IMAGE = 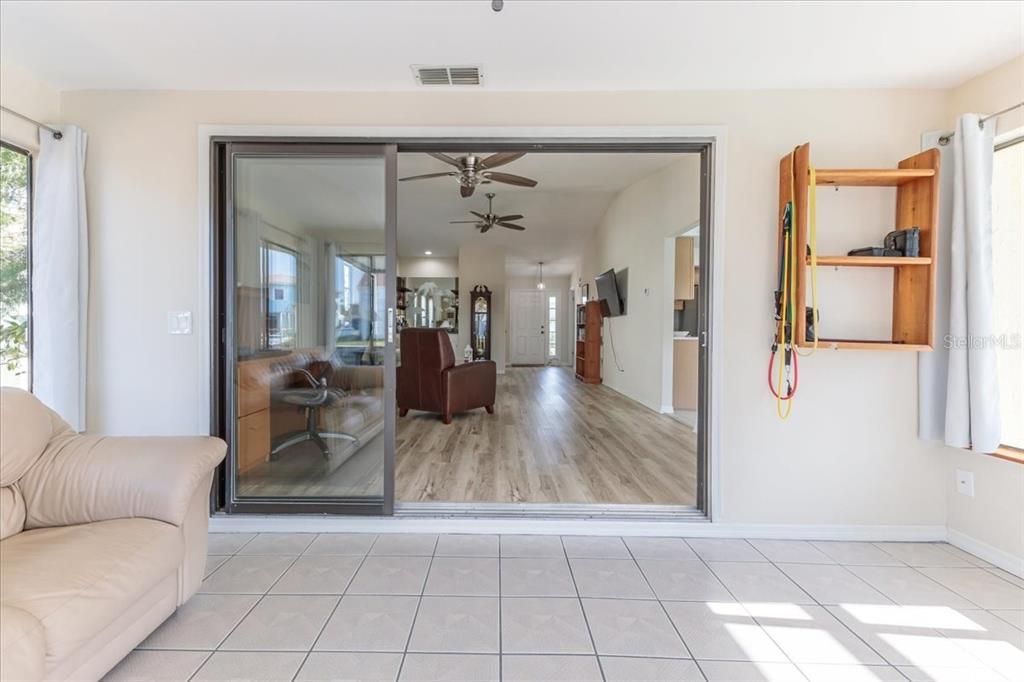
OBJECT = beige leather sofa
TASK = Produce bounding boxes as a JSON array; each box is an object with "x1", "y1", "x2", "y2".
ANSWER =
[{"x1": 0, "y1": 388, "x2": 226, "y2": 681}]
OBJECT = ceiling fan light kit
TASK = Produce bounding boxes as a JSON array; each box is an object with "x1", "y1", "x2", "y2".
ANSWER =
[
  {"x1": 400, "y1": 151, "x2": 538, "y2": 198},
  {"x1": 449, "y1": 192, "x2": 527, "y2": 234}
]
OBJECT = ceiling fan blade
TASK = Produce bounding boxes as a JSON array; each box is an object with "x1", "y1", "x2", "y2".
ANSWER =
[
  {"x1": 469, "y1": 210, "x2": 488, "y2": 220},
  {"x1": 482, "y1": 172, "x2": 538, "y2": 188},
  {"x1": 460, "y1": 184, "x2": 475, "y2": 198},
  {"x1": 497, "y1": 214, "x2": 524, "y2": 222},
  {"x1": 478, "y1": 151, "x2": 526, "y2": 170},
  {"x1": 479, "y1": 224, "x2": 491, "y2": 233},
  {"x1": 398, "y1": 171, "x2": 456, "y2": 182},
  {"x1": 497, "y1": 222, "x2": 526, "y2": 231},
  {"x1": 428, "y1": 152, "x2": 463, "y2": 168}
]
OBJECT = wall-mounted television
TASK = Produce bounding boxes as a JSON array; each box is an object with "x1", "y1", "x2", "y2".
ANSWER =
[{"x1": 595, "y1": 268, "x2": 627, "y2": 317}]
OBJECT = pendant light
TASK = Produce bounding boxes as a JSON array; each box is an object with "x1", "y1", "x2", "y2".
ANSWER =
[{"x1": 536, "y1": 261, "x2": 546, "y2": 290}]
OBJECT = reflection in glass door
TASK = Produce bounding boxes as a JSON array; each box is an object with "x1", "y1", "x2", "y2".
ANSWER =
[{"x1": 224, "y1": 143, "x2": 396, "y2": 513}]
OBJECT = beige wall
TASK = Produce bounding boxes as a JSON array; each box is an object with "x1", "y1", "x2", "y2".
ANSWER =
[
  {"x1": 943, "y1": 55, "x2": 1024, "y2": 565},
  {"x1": 53, "y1": 85, "x2": 962, "y2": 528}
]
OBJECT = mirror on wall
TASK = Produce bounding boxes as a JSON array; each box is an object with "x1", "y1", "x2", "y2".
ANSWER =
[{"x1": 399, "y1": 277, "x2": 458, "y2": 332}]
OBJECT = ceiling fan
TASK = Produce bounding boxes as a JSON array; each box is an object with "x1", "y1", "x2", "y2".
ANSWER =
[
  {"x1": 450, "y1": 193, "x2": 526, "y2": 233},
  {"x1": 400, "y1": 151, "x2": 538, "y2": 198}
]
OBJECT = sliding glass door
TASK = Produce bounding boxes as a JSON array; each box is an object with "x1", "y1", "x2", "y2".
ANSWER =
[{"x1": 221, "y1": 143, "x2": 396, "y2": 513}]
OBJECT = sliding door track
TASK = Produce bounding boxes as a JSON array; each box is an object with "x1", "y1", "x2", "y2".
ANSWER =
[{"x1": 395, "y1": 502, "x2": 706, "y2": 521}]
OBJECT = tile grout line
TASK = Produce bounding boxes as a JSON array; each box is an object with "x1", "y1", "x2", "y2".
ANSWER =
[
  {"x1": 683, "y1": 537, "x2": 812, "y2": 682},
  {"x1": 194, "y1": 534, "x2": 315, "y2": 680},
  {"x1": 394, "y1": 535, "x2": 438, "y2": 681},
  {"x1": 561, "y1": 536, "x2": 607, "y2": 682},
  {"x1": 290, "y1": 534, "x2": 381, "y2": 682},
  {"x1": 626, "y1": 540, "x2": 700, "y2": 671},
  {"x1": 758, "y1": 548, "x2": 914, "y2": 678}
]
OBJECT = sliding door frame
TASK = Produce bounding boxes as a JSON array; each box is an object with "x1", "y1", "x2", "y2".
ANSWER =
[
  {"x1": 211, "y1": 140, "x2": 397, "y2": 515},
  {"x1": 204, "y1": 127, "x2": 724, "y2": 521}
]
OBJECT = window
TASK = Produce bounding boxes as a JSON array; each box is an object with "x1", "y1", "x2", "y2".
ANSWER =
[
  {"x1": 335, "y1": 254, "x2": 385, "y2": 349},
  {"x1": 547, "y1": 295, "x2": 558, "y2": 359},
  {"x1": 992, "y1": 134, "x2": 1023, "y2": 455},
  {"x1": 260, "y1": 241, "x2": 298, "y2": 349},
  {"x1": 0, "y1": 143, "x2": 31, "y2": 389}
]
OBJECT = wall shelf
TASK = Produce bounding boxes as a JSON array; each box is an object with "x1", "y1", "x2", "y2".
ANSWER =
[
  {"x1": 574, "y1": 301, "x2": 602, "y2": 384},
  {"x1": 811, "y1": 256, "x2": 932, "y2": 267},
  {"x1": 779, "y1": 143, "x2": 940, "y2": 350},
  {"x1": 814, "y1": 168, "x2": 935, "y2": 186}
]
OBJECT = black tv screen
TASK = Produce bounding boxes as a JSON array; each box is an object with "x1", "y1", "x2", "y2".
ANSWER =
[{"x1": 595, "y1": 268, "x2": 623, "y2": 317}]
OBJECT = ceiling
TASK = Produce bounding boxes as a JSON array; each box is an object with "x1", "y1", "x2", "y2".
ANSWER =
[
  {"x1": 1, "y1": 1, "x2": 1020, "y2": 92},
  {"x1": 236, "y1": 152, "x2": 688, "y2": 274}
]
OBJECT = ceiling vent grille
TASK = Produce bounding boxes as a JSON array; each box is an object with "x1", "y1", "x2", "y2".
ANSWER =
[{"x1": 412, "y1": 65, "x2": 483, "y2": 86}]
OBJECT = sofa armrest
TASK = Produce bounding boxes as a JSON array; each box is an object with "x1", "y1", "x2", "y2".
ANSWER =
[
  {"x1": 18, "y1": 434, "x2": 226, "y2": 530},
  {"x1": 443, "y1": 361, "x2": 497, "y2": 413}
]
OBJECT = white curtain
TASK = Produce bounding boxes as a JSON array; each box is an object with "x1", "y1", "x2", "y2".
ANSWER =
[
  {"x1": 919, "y1": 114, "x2": 1001, "y2": 453},
  {"x1": 31, "y1": 125, "x2": 88, "y2": 431}
]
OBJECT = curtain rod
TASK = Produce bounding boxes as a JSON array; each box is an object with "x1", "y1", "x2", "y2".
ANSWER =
[
  {"x1": 938, "y1": 101, "x2": 1024, "y2": 146},
  {"x1": 0, "y1": 105, "x2": 63, "y2": 140}
]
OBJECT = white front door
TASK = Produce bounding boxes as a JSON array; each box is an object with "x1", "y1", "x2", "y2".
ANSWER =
[{"x1": 510, "y1": 289, "x2": 547, "y2": 365}]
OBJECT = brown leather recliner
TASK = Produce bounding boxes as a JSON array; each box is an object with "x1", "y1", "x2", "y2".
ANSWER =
[{"x1": 398, "y1": 328, "x2": 496, "y2": 424}]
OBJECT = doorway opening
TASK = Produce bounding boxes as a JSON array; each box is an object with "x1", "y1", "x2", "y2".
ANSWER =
[{"x1": 211, "y1": 136, "x2": 715, "y2": 518}]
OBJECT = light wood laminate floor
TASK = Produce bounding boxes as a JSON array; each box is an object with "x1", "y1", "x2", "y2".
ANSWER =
[{"x1": 396, "y1": 366, "x2": 698, "y2": 504}]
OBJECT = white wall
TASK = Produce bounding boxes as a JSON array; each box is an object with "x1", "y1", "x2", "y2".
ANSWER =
[
  {"x1": 457, "y1": 243, "x2": 506, "y2": 373},
  {"x1": 942, "y1": 56, "x2": 1024, "y2": 568},
  {"x1": 397, "y1": 256, "x2": 458, "y2": 278},
  {"x1": 0, "y1": 60, "x2": 61, "y2": 152},
  {"x1": 59, "y1": 85, "x2": 962, "y2": 527},
  {"x1": 584, "y1": 157, "x2": 701, "y2": 412}
]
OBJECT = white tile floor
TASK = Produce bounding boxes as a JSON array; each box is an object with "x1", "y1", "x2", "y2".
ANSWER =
[{"x1": 103, "y1": 534, "x2": 1024, "y2": 682}]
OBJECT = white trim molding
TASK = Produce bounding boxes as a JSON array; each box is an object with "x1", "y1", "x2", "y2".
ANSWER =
[
  {"x1": 197, "y1": 124, "x2": 729, "y2": 521},
  {"x1": 210, "y1": 514, "x2": 945, "y2": 543},
  {"x1": 947, "y1": 528, "x2": 1024, "y2": 578}
]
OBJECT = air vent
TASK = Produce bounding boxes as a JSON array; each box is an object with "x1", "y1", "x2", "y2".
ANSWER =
[{"x1": 412, "y1": 65, "x2": 483, "y2": 86}]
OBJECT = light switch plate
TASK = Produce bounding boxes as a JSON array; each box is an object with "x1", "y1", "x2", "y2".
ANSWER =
[
  {"x1": 167, "y1": 311, "x2": 192, "y2": 335},
  {"x1": 955, "y1": 469, "x2": 975, "y2": 497}
]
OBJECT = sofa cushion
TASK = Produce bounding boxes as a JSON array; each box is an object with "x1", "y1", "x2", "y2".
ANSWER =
[
  {"x1": 0, "y1": 388, "x2": 70, "y2": 488},
  {"x1": 0, "y1": 486, "x2": 26, "y2": 541},
  {"x1": 0, "y1": 518, "x2": 182, "y2": 668},
  {"x1": 0, "y1": 604, "x2": 45, "y2": 682}
]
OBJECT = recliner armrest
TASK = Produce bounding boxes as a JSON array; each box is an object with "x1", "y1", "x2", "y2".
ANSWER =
[
  {"x1": 18, "y1": 434, "x2": 226, "y2": 530},
  {"x1": 443, "y1": 361, "x2": 497, "y2": 413}
]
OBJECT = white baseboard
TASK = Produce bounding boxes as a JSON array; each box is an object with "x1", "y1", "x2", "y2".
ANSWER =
[
  {"x1": 660, "y1": 404, "x2": 675, "y2": 414},
  {"x1": 947, "y1": 528, "x2": 1024, "y2": 578},
  {"x1": 209, "y1": 514, "x2": 946, "y2": 542}
]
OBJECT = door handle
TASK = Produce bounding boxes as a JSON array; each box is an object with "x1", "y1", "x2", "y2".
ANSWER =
[{"x1": 387, "y1": 307, "x2": 395, "y2": 344}]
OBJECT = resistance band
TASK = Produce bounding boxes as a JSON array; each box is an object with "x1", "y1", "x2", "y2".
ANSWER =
[{"x1": 768, "y1": 149, "x2": 820, "y2": 418}]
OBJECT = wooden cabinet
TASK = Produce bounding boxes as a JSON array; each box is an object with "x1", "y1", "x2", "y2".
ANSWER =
[
  {"x1": 674, "y1": 237, "x2": 695, "y2": 301},
  {"x1": 237, "y1": 409, "x2": 270, "y2": 474},
  {"x1": 672, "y1": 339, "x2": 699, "y2": 410},
  {"x1": 236, "y1": 358, "x2": 272, "y2": 474}
]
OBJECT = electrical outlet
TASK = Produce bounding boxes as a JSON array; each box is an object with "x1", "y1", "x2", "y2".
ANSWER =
[{"x1": 955, "y1": 469, "x2": 975, "y2": 497}]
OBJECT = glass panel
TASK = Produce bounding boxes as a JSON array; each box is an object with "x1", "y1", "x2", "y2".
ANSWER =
[
  {"x1": 992, "y1": 140, "x2": 1023, "y2": 449},
  {"x1": 548, "y1": 295, "x2": 557, "y2": 359},
  {"x1": 233, "y1": 153, "x2": 387, "y2": 501},
  {"x1": 0, "y1": 145, "x2": 31, "y2": 390}
]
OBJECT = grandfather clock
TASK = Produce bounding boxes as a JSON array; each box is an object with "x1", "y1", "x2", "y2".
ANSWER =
[{"x1": 470, "y1": 285, "x2": 492, "y2": 360}]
